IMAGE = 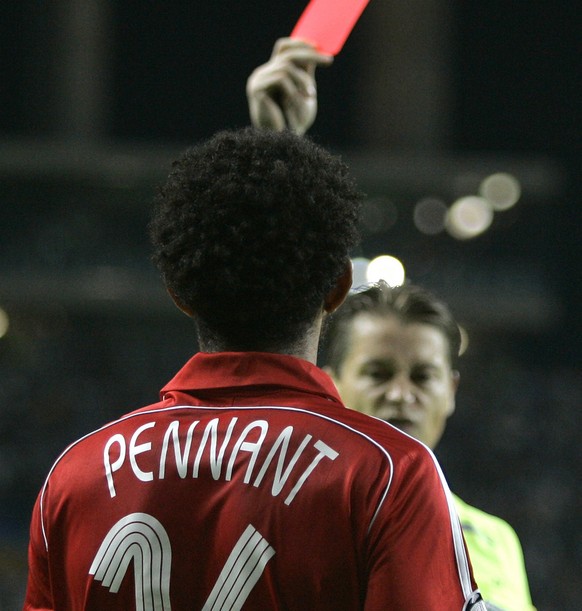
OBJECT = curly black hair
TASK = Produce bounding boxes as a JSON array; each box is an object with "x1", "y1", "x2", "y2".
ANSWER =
[
  {"x1": 150, "y1": 127, "x2": 362, "y2": 351},
  {"x1": 324, "y1": 281, "x2": 462, "y2": 371}
]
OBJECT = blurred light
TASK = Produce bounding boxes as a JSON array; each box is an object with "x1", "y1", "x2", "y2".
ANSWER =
[
  {"x1": 351, "y1": 257, "x2": 371, "y2": 291},
  {"x1": 446, "y1": 196, "x2": 493, "y2": 240},
  {"x1": 479, "y1": 172, "x2": 521, "y2": 211},
  {"x1": 0, "y1": 307, "x2": 9, "y2": 339},
  {"x1": 458, "y1": 325, "x2": 469, "y2": 357},
  {"x1": 366, "y1": 255, "x2": 406, "y2": 287},
  {"x1": 413, "y1": 197, "x2": 448, "y2": 235},
  {"x1": 360, "y1": 197, "x2": 398, "y2": 234}
]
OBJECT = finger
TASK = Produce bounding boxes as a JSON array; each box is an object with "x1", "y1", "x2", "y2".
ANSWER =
[
  {"x1": 273, "y1": 62, "x2": 318, "y2": 97},
  {"x1": 247, "y1": 65, "x2": 305, "y2": 100},
  {"x1": 277, "y1": 47, "x2": 333, "y2": 68},
  {"x1": 249, "y1": 92, "x2": 287, "y2": 131},
  {"x1": 272, "y1": 37, "x2": 313, "y2": 56},
  {"x1": 285, "y1": 95, "x2": 318, "y2": 135},
  {"x1": 248, "y1": 59, "x2": 317, "y2": 100},
  {"x1": 272, "y1": 37, "x2": 333, "y2": 68}
]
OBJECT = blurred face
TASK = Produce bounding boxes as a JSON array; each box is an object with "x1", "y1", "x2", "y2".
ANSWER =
[{"x1": 328, "y1": 314, "x2": 459, "y2": 449}]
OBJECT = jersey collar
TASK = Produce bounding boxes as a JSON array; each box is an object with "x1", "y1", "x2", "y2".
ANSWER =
[{"x1": 161, "y1": 351, "x2": 344, "y2": 406}]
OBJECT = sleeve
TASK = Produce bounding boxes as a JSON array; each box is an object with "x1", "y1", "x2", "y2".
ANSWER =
[
  {"x1": 455, "y1": 495, "x2": 536, "y2": 611},
  {"x1": 490, "y1": 519, "x2": 536, "y2": 611},
  {"x1": 23, "y1": 490, "x2": 54, "y2": 611},
  {"x1": 363, "y1": 448, "x2": 484, "y2": 610}
]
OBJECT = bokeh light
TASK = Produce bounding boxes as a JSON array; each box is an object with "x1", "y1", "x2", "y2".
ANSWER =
[
  {"x1": 366, "y1": 255, "x2": 406, "y2": 286},
  {"x1": 413, "y1": 197, "x2": 448, "y2": 235},
  {"x1": 479, "y1": 172, "x2": 522, "y2": 211},
  {"x1": 351, "y1": 257, "x2": 371, "y2": 291},
  {"x1": 360, "y1": 197, "x2": 398, "y2": 234},
  {"x1": 446, "y1": 196, "x2": 494, "y2": 240}
]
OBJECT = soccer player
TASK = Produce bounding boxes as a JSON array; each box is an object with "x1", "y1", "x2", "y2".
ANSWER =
[
  {"x1": 24, "y1": 127, "x2": 484, "y2": 609},
  {"x1": 246, "y1": 40, "x2": 536, "y2": 611}
]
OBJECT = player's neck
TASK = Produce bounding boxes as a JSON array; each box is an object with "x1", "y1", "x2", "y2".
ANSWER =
[{"x1": 197, "y1": 321, "x2": 322, "y2": 364}]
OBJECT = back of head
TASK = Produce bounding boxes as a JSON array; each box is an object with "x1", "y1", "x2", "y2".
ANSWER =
[
  {"x1": 150, "y1": 127, "x2": 362, "y2": 352},
  {"x1": 325, "y1": 281, "x2": 461, "y2": 371}
]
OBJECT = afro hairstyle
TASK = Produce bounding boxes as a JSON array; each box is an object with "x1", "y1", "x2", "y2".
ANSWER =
[{"x1": 150, "y1": 127, "x2": 362, "y2": 351}]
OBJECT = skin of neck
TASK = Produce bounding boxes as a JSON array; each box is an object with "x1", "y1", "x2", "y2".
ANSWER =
[{"x1": 195, "y1": 310, "x2": 325, "y2": 364}]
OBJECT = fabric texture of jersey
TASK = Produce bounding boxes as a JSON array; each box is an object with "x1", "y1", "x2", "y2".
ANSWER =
[
  {"x1": 453, "y1": 493, "x2": 535, "y2": 611},
  {"x1": 25, "y1": 352, "x2": 483, "y2": 610}
]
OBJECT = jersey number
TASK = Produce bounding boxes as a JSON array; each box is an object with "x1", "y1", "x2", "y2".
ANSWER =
[{"x1": 89, "y1": 513, "x2": 275, "y2": 610}]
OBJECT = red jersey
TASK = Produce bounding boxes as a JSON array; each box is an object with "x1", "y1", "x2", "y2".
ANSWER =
[{"x1": 25, "y1": 352, "x2": 484, "y2": 610}]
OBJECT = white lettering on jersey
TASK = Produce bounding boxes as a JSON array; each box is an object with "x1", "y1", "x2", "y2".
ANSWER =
[
  {"x1": 196, "y1": 417, "x2": 238, "y2": 480},
  {"x1": 252, "y1": 426, "x2": 312, "y2": 496},
  {"x1": 130, "y1": 422, "x2": 156, "y2": 482},
  {"x1": 104, "y1": 434, "x2": 126, "y2": 498},
  {"x1": 283, "y1": 439, "x2": 339, "y2": 505},
  {"x1": 102, "y1": 417, "x2": 339, "y2": 505},
  {"x1": 159, "y1": 420, "x2": 199, "y2": 479},
  {"x1": 226, "y1": 420, "x2": 268, "y2": 483},
  {"x1": 89, "y1": 512, "x2": 172, "y2": 610}
]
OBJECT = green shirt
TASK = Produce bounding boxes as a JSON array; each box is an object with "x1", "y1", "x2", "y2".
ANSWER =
[{"x1": 453, "y1": 493, "x2": 535, "y2": 611}]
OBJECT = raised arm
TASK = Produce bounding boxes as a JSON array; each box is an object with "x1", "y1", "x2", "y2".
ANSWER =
[{"x1": 246, "y1": 37, "x2": 332, "y2": 134}]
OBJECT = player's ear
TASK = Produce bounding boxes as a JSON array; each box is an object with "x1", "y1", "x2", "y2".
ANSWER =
[
  {"x1": 447, "y1": 370, "x2": 460, "y2": 416},
  {"x1": 324, "y1": 259, "x2": 352, "y2": 314},
  {"x1": 167, "y1": 287, "x2": 195, "y2": 318}
]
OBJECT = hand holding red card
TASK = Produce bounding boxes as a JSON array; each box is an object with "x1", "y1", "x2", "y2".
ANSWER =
[{"x1": 291, "y1": 0, "x2": 371, "y2": 56}]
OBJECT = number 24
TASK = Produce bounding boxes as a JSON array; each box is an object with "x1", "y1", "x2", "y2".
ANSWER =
[{"x1": 89, "y1": 513, "x2": 275, "y2": 611}]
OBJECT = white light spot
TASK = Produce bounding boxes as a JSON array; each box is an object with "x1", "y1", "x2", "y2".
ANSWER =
[
  {"x1": 366, "y1": 255, "x2": 406, "y2": 287},
  {"x1": 479, "y1": 172, "x2": 521, "y2": 211},
  {"x1": 446, "y1": 196, "x2": 493, "y2": 240},
  {"x1": 351, "y1": 257, "x2": 371, "y2": 291}
]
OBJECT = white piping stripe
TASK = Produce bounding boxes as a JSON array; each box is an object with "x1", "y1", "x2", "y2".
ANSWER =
[{"x1": 440, "y1": 465, "x2": 474, "y2": 598}]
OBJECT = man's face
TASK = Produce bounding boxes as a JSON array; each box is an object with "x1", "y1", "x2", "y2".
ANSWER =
[{"x1": 328, "y1": 313, "x2": 459, "y2": 449}]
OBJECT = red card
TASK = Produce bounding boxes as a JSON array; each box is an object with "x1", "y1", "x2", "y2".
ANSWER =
[{"x1": 291, "y1": 0, "x2": 371, "y2": 56}]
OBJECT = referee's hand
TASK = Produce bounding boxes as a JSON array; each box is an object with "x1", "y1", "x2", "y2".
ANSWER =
[{"x1": 246, "y1": 37, "x2": 332, "y2": 134}]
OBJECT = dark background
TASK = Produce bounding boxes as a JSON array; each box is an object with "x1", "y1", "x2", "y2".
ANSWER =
[{"x1": 1, "y1": 1, "x2": 580, "y2": 608}]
